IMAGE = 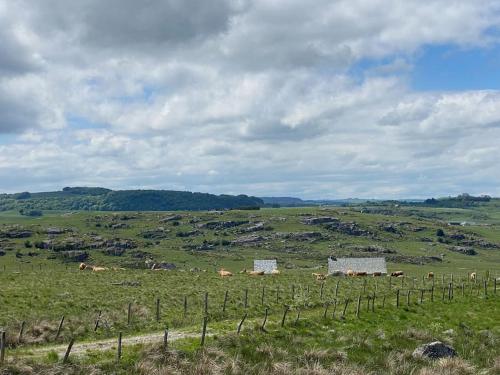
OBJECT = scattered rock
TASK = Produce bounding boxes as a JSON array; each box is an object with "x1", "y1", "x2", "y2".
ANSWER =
[
  {"x1": 197, "y1": 220, "x2": 249, "y2": 230},
  {"x1": 302, "y1": 217, "x2": 339, "y2": 225},
  {"x1": 176, "y1": 230, "x2": 201, "y2": 238},
  {"x1": 412, "y1": 341, "x2": 456, "y2": 359},
  {"x1": 102, "y1": 247, "x2": 126, "y2": 256},
  {"x1": 274, "y1": 232, "x2": 323, "y2": 241},
  {"x1": 160, "y1": 215, "x2": 182, "y2": 222},
  {"x1": 46, "y1": 227, "x2": 66, "y2": 235},
  {"x1": 231, "y1": 234, "x2": 265, "y2": 246},
  {"x1": 0, "y1": 228, "x2": 32, "y2": 238},
  {"x1": 151, "y1": 262, "x2": 176, "y2": 270},
  {"x1": 449, "y1": 246, "x2": 477, "y2": 256},
  {"x1": 58, "y1": 250, "x2": 89, "y2": 262},
  {"x1": 324, "y1": 221, "x2": 371, "y2": 236}
]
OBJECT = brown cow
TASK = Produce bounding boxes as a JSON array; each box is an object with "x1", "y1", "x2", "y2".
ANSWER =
[
  {"x1": 391, "y1": 271, "x2": 404, "y2": 277},
  {"x1": 248, "y1": 270, "x2": 265, "y2": 276},
  {"x1": 218, "y1": 268, "x2": 233, "y2": 277},
  {"x1": 373, "y1": 272, "x2": 382, "y2": 277},
  {"x1": 92, "y1": 266, "x2": 108, "y2": 272},
  {"x1": 312, "y1": 272, "x2": 327, "y2": 281},
  {"x1": 427, "y1": 272, "x2": 434, "y2": 279},
  {"x1": 346, "y1": 270, "x2": 355, "y2": 277},
  {"x1": 79, "y1": 262, "x2": 87, "y2": 270},
  {"x1": 354, "y1": 272, "x2": 367, "y2": 277}
]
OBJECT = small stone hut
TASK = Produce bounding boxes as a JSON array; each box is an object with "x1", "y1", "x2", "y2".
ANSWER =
[{"x1": 254, "y1": 259, "x2": 278, "y2": 274}]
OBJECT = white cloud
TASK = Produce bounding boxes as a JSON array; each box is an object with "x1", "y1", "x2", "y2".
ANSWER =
[{"x1": 0, "y1": 0, "x2": 499, "y2": 197}]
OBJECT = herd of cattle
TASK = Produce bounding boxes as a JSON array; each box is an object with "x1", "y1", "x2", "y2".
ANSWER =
[{"x1": 78, "y1": 263, "x2": 481, "y2": 283}]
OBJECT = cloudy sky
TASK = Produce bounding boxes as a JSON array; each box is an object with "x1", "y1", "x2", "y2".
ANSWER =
[{"x1": 1, "y1": 0, "x2": 500, "y2": 199}]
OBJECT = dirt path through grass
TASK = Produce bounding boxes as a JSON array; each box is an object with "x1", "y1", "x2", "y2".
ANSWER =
[{"x1": 18, "y1": 329, "x2": 203, "y2": 359}]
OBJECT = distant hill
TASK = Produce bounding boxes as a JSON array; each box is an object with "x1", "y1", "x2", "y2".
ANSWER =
[
  {"x1": 260, "y1": 196, "x2": 378, "y2": 207},
  {"x1": 0, "y1": 187, "x2": 264, "y2": 212}
]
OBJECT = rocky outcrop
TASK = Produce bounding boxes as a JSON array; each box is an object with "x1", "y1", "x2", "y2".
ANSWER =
[
  {"x1": 160, "y1": 215, "x2": 182, "y2": 222},
  {"x1": 231, "y1": 234, "x2": 266, "y2": 246},
  {"x1": 412, "y1": 341, "x2": 456, "y2": 359},
  {"x1": 197, "y1": 220, "x2": 249, "y2": 230},
  {"x1": 274, "y1": 232, "x2": 323, "y2": 241},
  {"x1": 302, "y1": 217, "x2": 339, "y2": 225},
  {"x1": 324, "y1": 221, "x2": 371, "y2": 236},
  {"x1": 0, "y1": 228, "x2": 32, "y2": 238},
  {"x1": 449, "y1": 246, "x2": 477, "y2": 256}
]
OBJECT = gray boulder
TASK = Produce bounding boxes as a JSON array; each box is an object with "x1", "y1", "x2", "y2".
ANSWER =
[{"x1": 412, "y1": 341, "x2": 456, "y2": 359}]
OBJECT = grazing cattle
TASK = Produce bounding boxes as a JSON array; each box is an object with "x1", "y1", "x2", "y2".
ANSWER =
[
  {"x1": 346, "y1": 270, "x2": 355, "y2": 277},
  {"x1": 373, "y1": 272, "x2": 382, "y2": 277},
  {"x1": 427, "y1": 272, "x2": 434, "y2": 279},
  {"x1": 80, "y1": 263, "x2": 108, "y2": 271},
  {"x1": 312, "y1": 272, "x2": 327, "y2": 281},
  {"x1": 354, "y1": 272, "x2": 367, "y2": 277},
  {"x1": 470, "y1": 272, "x2": 476, "y2": 281},
  {"x1": 248, "y1": 270, "x2": 265, "y2": 276},
  {"x1": 271, "y1": 269, "x2": 281, "y2": 275},
  {"x1": 391, "y1": 271, "x2": 404, "y2": 277},
  {"x1": 218, "y1": 268, "x2": 233, "y2": 277}
]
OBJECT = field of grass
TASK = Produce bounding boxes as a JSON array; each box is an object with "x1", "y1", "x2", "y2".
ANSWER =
[{"x1": 1, "y1": 204, "x2": 499, "y2": 373}]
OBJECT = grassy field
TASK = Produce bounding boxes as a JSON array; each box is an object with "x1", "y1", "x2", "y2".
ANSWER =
[{"x1": 0, "y1": 204, "x2": 499, "y2": 373}]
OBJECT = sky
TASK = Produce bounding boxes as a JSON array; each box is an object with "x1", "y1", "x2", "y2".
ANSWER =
[{"x1": 1, "y1": 0, "x2": 500, "y2": 199}]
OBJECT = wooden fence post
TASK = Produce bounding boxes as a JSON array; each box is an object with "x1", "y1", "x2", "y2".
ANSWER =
[
  {"x1": 406, "y1": 290, "x2": 411, "y2": 306},
  {"x1": 156, "y1": 298, "x2": 160, "y2": 322},
  {"x1": 420, "y1": 289, "x2": 424, "y2": 304},
  {"x1": 332, "y1": 299, "x2": 338, "y2": 318},
  {"x1": 371, "y1": 293, "x2": 375, "y2": 312},
  {"x1": 163, "y1": 328, "x2": 169, "y2": 350},
  {"x1": 56, "y1": 316, "x2": 65, "y2": 340},
  {"x1": 323, "y1": 302, "x2": 329, "y2": 319},
  {"x1": 0, "y1": 331, "x2": 5, "y2": 364},
  {"x1": 63, "y1": 338, "x2": 75, "y2": 364},
  {"x1": 244, "y1": 289, "x2": 248, "y2": 309},
  {"x1": 94, "y1": 310, "x2": 102, "y2": 332},
  {"x1": 484, "y1": 280, "x2": 488, "y2": 296},
  {"x1": 276, "y1": 287, "x2": 280, "y2": 303},
  {"x1": 18, "y1": 321, "x2": 25, "y2": 344},
  {"x1": 204, "y1": 292, "x2": 209, "y2": 316},
  {"x1": 200, "y1": 316, "x2": 208, "y2": 347},
  {"x1": 335, "y1": 281, "x2": 340, "y2": 298},
  {"x1": 223, "y1": 290, "x2": 229, "y2": 313},
  {"x1": 431, "y1": 286, "x2": 434, "y2": 302},
  {"x1": 237, "y1": 312, "x2": 248, "y2": 334},
  {"x1": 341, "y1": 298, "x2": 350, "y2": 318},
  {"x1": 448, "y1": 283, "x2": 452, "y2": 300},
  {"x1": 295, "y1": 309, "x2": 301, "y2": 325},
  {"x1": 184, "y1": 296, "x2": 188, "y2": 317},
  {"x1": 261, "y1": 308, "x2": 269, "y2": 332},
  {"x1": 356, "y1": 295, "x2": 361, "y2": 318},
  {"x1": 127, "y1": 303, "x2": 132, "y2": 325},
  {"x1": 291, "y1": 284, "x2": 295, "y2": 300},
  {"x1": 281, "y1": 305, "x2": 290, "y2": 327},
  {"x1": 117, "y1": 332, "x2": 122, "y2": 362},
  {"x1": 396, "y1": 289, "x2": 400, "y2": 308}
]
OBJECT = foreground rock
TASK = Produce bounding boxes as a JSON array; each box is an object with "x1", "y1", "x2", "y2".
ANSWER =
[{"x1": 412, "y1": 341, "x2": 456, "y2": 359}]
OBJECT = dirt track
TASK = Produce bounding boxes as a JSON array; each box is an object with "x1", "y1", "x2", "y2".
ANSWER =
[{"x1": 18, "y1": 329, "x2": 203, "y2": 359}]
